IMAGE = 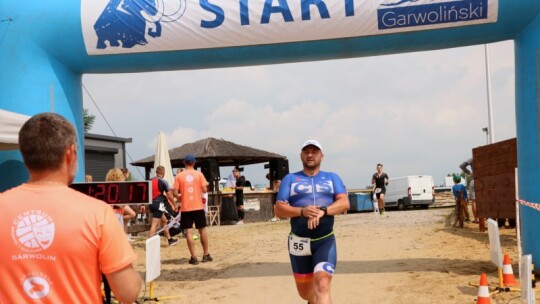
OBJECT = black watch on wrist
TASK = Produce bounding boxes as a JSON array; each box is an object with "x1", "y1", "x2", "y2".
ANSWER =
[{"x1": 319, "y1": 206, "x2": 328, "y2": 217}]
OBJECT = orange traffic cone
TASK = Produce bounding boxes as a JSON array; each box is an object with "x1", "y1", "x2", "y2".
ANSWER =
[
  {"x1": 476, "y1": 273, "x2": 491, "y2": 304},
  {"x1": 502, "y1": 253, "x2": 518, "y2": 287}
]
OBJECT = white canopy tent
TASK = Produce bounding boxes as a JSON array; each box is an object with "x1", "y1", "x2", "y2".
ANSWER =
[
  {"x1": 0, "y1": 109, "x2": 30, "y2": 150},
  {"x1": 153, "y1": 132, "x2": 174, "y2": 186}
]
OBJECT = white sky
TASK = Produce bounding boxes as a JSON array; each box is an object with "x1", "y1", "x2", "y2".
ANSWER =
[{"x1": 82, "y1": 40, "x2": 516, "y2": 189}]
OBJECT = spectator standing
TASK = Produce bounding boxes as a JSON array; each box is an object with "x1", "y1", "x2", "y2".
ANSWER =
[
  {"x1": 103, "y1": 168, "x2": 137, "y2": 303},
  {"x1": 459, "y1": 158, "x2": 473, "y2": 175},
  {"x1": 105, "y1": 168, "x2": 137, "y2": 241},
  {"x1": 0, "y1": 113, "x2": 141, "y2": 303},
  {"x1": 233, "y1": 166, "x2": 246, "y2": 224},
  {"x1": 452, "y1": 175, "x2": 469, "y2": 227},
  {"x1": 173, "y1": 154, "x2": 213, "y2": 265},
  {"x1": 121, "y1": 168, "x2": 131, "y2": 181},
  {"x1": 267, "y1": 173, "x2": 281, "y2": 222},
  {"x1": 459, "y1": 158, "x2": 478, "y2": 224},
  {"x1": 469, "y1": 175, "x2": 479, "y2": 223},
  {"x1": 225, "y1": 169, "x2": 236, "y2": 188}
]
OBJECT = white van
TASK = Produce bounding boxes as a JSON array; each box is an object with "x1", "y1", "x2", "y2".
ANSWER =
[{"x1": 383, "y1": 176, "x2": 434, "y2": 210}]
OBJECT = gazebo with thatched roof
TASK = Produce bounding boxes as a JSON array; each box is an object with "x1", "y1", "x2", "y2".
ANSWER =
[{"x1": 131, "y1": 137, "x2": 287, "y2": 180}]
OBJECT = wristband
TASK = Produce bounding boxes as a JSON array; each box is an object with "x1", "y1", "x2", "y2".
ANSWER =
[{"x1": 319, "y1": 206, "x2": 328, "y2": 217}]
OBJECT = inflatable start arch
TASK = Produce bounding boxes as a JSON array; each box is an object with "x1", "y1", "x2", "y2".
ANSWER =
[{"x1": 1, "y1": 0, "x2": 540, "y2": 264}]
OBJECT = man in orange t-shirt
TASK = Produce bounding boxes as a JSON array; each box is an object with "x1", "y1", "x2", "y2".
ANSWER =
[
  {"x1": 0, "y1": 113, "x2": 141, "y2": 303},
  {"x1": 173, "y1": 154, "x2": 212, "y2": 265}
]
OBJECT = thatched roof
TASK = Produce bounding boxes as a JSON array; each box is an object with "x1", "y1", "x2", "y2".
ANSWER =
[{"x1": 131, "y1": 137, "x2": 286, "y2": 169}]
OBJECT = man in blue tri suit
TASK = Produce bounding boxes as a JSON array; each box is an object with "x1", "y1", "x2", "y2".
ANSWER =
[{"x1": 275, "y1": 140, "x2": 350, "y2": 304}]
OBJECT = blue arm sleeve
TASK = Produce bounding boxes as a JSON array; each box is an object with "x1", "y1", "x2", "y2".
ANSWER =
[{"x1": 332, "y1": 173, "x2": 347, "y2": 194}]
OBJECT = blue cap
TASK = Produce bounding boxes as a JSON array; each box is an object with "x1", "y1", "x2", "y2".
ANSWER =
[{"x1": 184, "y1": 154, "x2": 196, "y2": 163}]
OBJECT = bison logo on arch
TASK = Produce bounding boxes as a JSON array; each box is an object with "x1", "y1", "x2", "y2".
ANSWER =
[{"x1": 94, "y1": 0, "x2": 187, "y2": 49}]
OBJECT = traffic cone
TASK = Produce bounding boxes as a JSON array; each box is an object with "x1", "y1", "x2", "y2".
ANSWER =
[
  {"x1": 476, "y1": 273, "x2": 491, "y2": 304},
  {"x1": 502, "y1": 253, "x2": 518, "y2": 287}
]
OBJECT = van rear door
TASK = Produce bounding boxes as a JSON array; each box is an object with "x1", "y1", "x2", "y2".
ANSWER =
[{"x1": 409, "y1": 176, "x2": 434, "y2": 204}]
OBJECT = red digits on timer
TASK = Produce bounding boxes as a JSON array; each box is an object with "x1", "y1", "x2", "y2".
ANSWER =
[
  {"x1": 95, "y1": 184, "x2": 106, "y2": 200},
  {"x1": 107, "y1": 184, "x2": 119, "y2": 203},
  {"x1": 133, "y1": 183, "x2": 147, "y2": 202},
  {"x1": 141, "y1": 183, "x2": 147, "y2": 201},
  {"x1": 75, "y1": 182, "x2": 149, "y2": 204}
]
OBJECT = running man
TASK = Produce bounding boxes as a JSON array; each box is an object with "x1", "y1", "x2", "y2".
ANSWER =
[
  {"x1": 275, "y1": 140, "x2": 349, "y2": 304},
  {"x1": 149, "y1": 165, "x2": 179, "y2": 246},
  {"x1": 371, "y1": 163, "x2": 389, "y2": 216}
]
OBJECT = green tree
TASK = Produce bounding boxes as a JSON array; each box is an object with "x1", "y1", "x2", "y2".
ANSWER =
[{"x1": 83, "y1": 108, "x2": 95, "y2": 133}]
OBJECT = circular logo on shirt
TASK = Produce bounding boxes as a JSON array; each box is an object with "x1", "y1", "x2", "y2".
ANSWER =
[
  {"x1": 22, "y1": 276, "x2": 50, "y2": 299},
  {"x1": 12, "y1": 210, "x2": 55, "y2": 252},
  {"x1": 186, "y1": 174, "x2": 195, "y2": 182}
]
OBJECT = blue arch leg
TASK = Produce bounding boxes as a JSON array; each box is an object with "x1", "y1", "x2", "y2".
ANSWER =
[
  {"x1": 0, "y1": 43, "x2": 85, "y2": 191},
  {"x1": 515, "y1": 13, "x2": 540, "y2": 267}
]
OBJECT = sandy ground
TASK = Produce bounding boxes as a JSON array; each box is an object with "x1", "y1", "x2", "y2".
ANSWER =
[{"x1": 130, "y1": 208, "x2": 538, "y2": 303}]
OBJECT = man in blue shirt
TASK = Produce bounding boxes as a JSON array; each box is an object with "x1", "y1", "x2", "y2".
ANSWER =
[{"x1": 275, "y1": 140, "x2": 349, "y2": 304}]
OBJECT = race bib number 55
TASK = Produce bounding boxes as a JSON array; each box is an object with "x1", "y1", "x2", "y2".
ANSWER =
[{"x1": 289, "y1": 235, "x2": 311, "y2": 256}]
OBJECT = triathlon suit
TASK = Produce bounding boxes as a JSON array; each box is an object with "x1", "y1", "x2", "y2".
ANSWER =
[
  {"x1": 372, "y1": 172, "x2": 389, "y2": 199},
  {"x1": 277, "y1": 170, "x2": 347, "y2": 282}
]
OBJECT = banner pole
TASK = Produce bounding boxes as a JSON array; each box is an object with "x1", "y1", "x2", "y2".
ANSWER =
[{"x1": 515, "y1": 168, "x2": 522, "y2": 274}]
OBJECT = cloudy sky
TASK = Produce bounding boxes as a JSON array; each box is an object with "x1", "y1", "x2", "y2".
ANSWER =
[{"x1": 82, "y1": 40, "x2": 515, "y2": 189}]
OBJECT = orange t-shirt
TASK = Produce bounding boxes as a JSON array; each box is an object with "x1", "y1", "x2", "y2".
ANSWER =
[
  {"x1": 174, "y1": 169, "x2": 207, "y2": 212},
  {"x1": 0, "y1": 184, "x2": 137, "y2": 303}
]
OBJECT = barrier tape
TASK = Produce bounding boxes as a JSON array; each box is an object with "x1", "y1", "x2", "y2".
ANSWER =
[
  {"x1": 516, "y1": 199, "x2": 540, "y2": 212},
  {"x1": 156, "y1": 213, "x2": 181, "y2": 235}
]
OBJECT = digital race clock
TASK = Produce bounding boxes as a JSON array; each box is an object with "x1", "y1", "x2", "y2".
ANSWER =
[{"x1": 70, "y1": 181, "x2": 151, "y2": 205}]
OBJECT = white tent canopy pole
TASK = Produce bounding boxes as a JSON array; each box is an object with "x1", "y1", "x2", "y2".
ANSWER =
[
  {"x1": 0, "y1": 109, "x2": 31, "y2": 150},
  {"x1": 153, "y1": 132, "x2": 174, "y2": 186}
]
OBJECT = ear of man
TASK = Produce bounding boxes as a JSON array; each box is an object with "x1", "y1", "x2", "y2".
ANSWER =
[{"x1": 65, "y1": 144, "x2": 78, "y2": 184}]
